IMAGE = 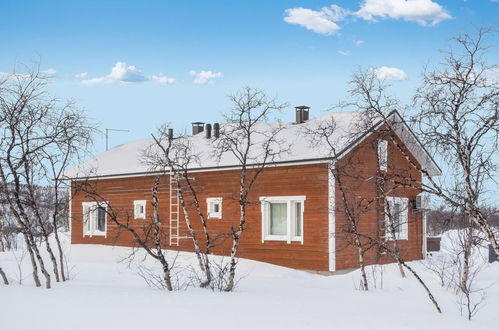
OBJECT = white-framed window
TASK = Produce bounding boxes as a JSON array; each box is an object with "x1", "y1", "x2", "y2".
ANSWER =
[
  {"x1": 385, "y1": 196, "x2": 408, "y2": 240},
  {"x1": 134, "y1": 200, "x2": 147, "y2": 219},
  {"x1": 82, "y1": 201, "x2": 107, "y2": 237},
  {"x1": 260, "y1": 196, "x2": 305, "y2": 244},
  {"x1": 378, "y1": 139, "x2": 388, "y2": 171},
  {"x1": 207, "y1": 197, "x2": 222, "y2": 219}
]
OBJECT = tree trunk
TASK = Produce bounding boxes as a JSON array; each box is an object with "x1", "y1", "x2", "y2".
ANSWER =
[
  {"x1": 224, "y1": 203, "x2": 246, "y2": 292},
  {"x1": 355, "y1": 235, "x2": 369, "y2": 291},
  {"x1": 42, "y1": 232, "x2": 60, "y2": 282},
  {"x1": 0, "y1": 266, "x2": 8, "y2": 285},
  {"x1": 174, "y1": 175, "x2": 211, "y2": 287},
  {"x1": 21, "y1": 230, "x2": 41, "y2": 287},
  {"x1": 151, "y1": 178, "x2": 173, "y2": 291},
  {"x1": 53, "y1": 228, "x2": 66, "y2": 281},
  {"x1": 460, "y1": 225, "x2": 473, "y2": 295},
  {"x1": 224, "y1": 227, "x2": 240, "y2": 292},
  {"x1": 25, "y1": 230, "x2": 51, "y2": 288},
  {"x1": 181, "y1": 174, "x2": 213, "y2": 287}
]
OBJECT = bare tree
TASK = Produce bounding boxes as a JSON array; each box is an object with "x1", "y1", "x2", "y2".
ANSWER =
[
  {"x1": 212, "y1": 87, "x2": 289, "y2": 291},
  {"x1": 146, "y1": 126, "x2": 215, "y2": 288},
  {"x1": 446, "y1": 224, "x2": 487, "y2": 320},
  {"x1": 0, "y1": 64, "x2": 93, "y2": 288},
  {"x1": 325, "y1": 68, "x2": 443, "y2": 312},
  {"x1": 412, "y1": 27, "x2": 499, "y2": 257}
]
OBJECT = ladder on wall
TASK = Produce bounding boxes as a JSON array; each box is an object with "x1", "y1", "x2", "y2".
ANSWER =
[{"x1": 169, "y1": 171, "x2": 181, "y2": 246}]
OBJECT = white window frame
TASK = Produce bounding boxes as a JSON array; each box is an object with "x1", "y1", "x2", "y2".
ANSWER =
[
  {"x1": 82, "y1": 201, "x2": 107, "y2": 237},
  {"x1": 207, "y1": 197, "x2": 222, "y2": 219},
  {"x1": 385, "y1": 196, "x2": 408, "y2": 240},
  {"x1": 378, "y1": 139, "x2": 388, "y2": 171},
  {"x1": 260, "y1": 196, "x2": 306, "y2": 244},
  {"x1": 134, "y1": 200, "x2": 147, "y2": 219}
]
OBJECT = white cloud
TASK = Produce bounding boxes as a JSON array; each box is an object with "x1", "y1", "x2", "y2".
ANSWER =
[
  {"x1": 484, "y1": 68, "x2": 499, "y2": 83},
  {"x1": 373, "y1": 66, "x2": 408, "y2": 80},
  {"x1": 354, "y1": 39, "x2": 365, "y2": 46},
  {"x1": 189, "y1": 70, "x2": 223, "y2": 85},
  {"x1": 75, "y1": 72, "x2": 88, "y2": 79},
  {"x1": 41, "y1": 68, "x2": 57, "y2": 76},
  {"x1": 82, "y1": 62, "x2": 147, "y2": 84},
  {"x1": 338, "y1": 50, "x2": 352, "y2": 56},
  {"x1": 78, "y1": 62, "x2": 175, "y2": 85},
  {"x1": 356, "y1": 0, "x2": 452, "y2": 26},
  {"x1": 283, "y1": 5, "x2": 349, "y2": 35},
  {"x1": 284, "y1": 1, "x2": 450, "y2": 35},
  {"x1": 150, "y1": 73, "x2": 176, "y2": 85}
]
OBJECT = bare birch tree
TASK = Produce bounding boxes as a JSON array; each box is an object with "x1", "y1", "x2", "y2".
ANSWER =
[
  {"x1": 411, "y1": 27, "x2": 499, "y2": 256},
  {"x1": 213, "y1": 87, "x2": 289, "y2": 291},
  {"x1": 319, "y1": 68, "x2": 443, "y2": 311},
  {"x1": 146, "y1": 126, "x2": 215, "y2": 288},
  {"x1": 0, "y1": 64, "x2": 93, "y2": 288}
]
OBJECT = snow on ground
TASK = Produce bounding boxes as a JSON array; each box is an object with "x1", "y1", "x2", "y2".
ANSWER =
[{"x1": 0, "y1": 232, "x2": 498, "y2": 330}]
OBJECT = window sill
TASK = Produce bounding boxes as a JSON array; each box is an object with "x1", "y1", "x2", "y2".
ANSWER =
[
  {"x1": 263, "y1": 236, "x2": 303, "y2": 244},
  {"x1": 386, "y1": 237, "x2": 408, "y2": 241},
  {"x1": 84, "y1": 232, "x2": 106, "y2": 237}
]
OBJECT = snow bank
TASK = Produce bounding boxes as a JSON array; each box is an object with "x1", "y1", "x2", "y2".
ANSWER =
[{"x1": 0, "y1": 233, "x2": 498, "y2": 330}]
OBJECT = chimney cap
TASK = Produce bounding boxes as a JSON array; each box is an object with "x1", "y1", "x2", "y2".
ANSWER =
[
  {"x1": 191, "y1": 121, "x2": 205, "y2": 125},
  {"x1": 295, "y1": 105, "x2": 310, "y2": 110}
]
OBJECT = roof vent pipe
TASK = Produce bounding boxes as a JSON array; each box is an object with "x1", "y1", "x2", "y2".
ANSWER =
[
  {"x1": 205, "y1": 123, "x2": 212, "y2": 139},
  {"x1": 168, "y1": 128, "x2": 174, "y2": 141},
  {"x1": 213, "y1": 123, "x2": 220, "y2": 139},
  {"x1": 295, "y1": 105, "x2": 310, "y2": 124},
  {"x1": 191, "y1": 122, "x2": 205, "y2": 135}
]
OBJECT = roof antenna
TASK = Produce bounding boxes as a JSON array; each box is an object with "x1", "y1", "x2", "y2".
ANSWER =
[{"x1": 105, "y1": 128, "x2": 130, "y2": 151}]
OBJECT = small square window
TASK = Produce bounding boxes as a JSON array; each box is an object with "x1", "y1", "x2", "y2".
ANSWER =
[
  {"x1": 207, "y1": 198, "x2": 222, "y2": 219},
  {"x1": 134, "y1": 200, "x2": 147, "y2": 219}
]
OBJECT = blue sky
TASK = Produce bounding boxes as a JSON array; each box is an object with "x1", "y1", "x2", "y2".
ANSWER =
[{"x1": 0, "y1": 0, "x2": 498, "y2": 152}]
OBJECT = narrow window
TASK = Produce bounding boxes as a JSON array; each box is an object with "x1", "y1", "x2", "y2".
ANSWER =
[
  {"x1": 134, "y1": 200, "x2": 147, "y2": 219},
  {"x1": 293, "y1": 201, "x2": 302, "y2": 237},
  {"x1": 207, "y1": 198, "x2": 222, "y2": 219},
  {"x1": 269, "y1": 203, "x2": 287, "y2": 235},
  {"x1": 378, "y1": 139, "x2": 388, "y2": 171},
  {"x1": 385, "y1": 196, "x2": 408, "y2": 240},
  {"x1": 261, "y1": 196, "x2": 305, "y2": 244},
  {"x1": 97, "y1": 206, "x2": 106, "y2": 232}
]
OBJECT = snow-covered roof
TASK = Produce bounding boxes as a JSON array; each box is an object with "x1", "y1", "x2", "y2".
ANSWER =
[{"x1": 66, "y1": 110, "x2": 441, "y2": 179}]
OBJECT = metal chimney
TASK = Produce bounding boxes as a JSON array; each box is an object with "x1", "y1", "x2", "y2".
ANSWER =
[
  {"x1": 168, "y1": 128, "x2": 174, "y2": 141},
  {"x1": 205, "y1": 123, "x2": 212, "y2": 139},
  {"x1": 213, "y1": 123, "x2": 220, "y2": 139},
  {"x1": 295, "y1": 106, "x2": 310, "y2": 124},
  {"x1": 191, "y1": 122, "x2": 205, "y2": 135}
]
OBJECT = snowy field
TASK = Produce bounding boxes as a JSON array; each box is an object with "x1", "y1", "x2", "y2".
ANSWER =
[{"x1": 0, "y1": 233, "x2": 498, "y2": 330}]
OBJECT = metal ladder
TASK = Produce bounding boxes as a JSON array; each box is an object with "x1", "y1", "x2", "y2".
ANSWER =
[{"x1": 169, "y1": 171, "x2": 181, "y2": 246}]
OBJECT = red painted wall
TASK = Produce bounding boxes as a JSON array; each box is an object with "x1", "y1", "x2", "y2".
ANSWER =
[{"x1": 71, "y1": 127, "x2": 425, "y2": 271}]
